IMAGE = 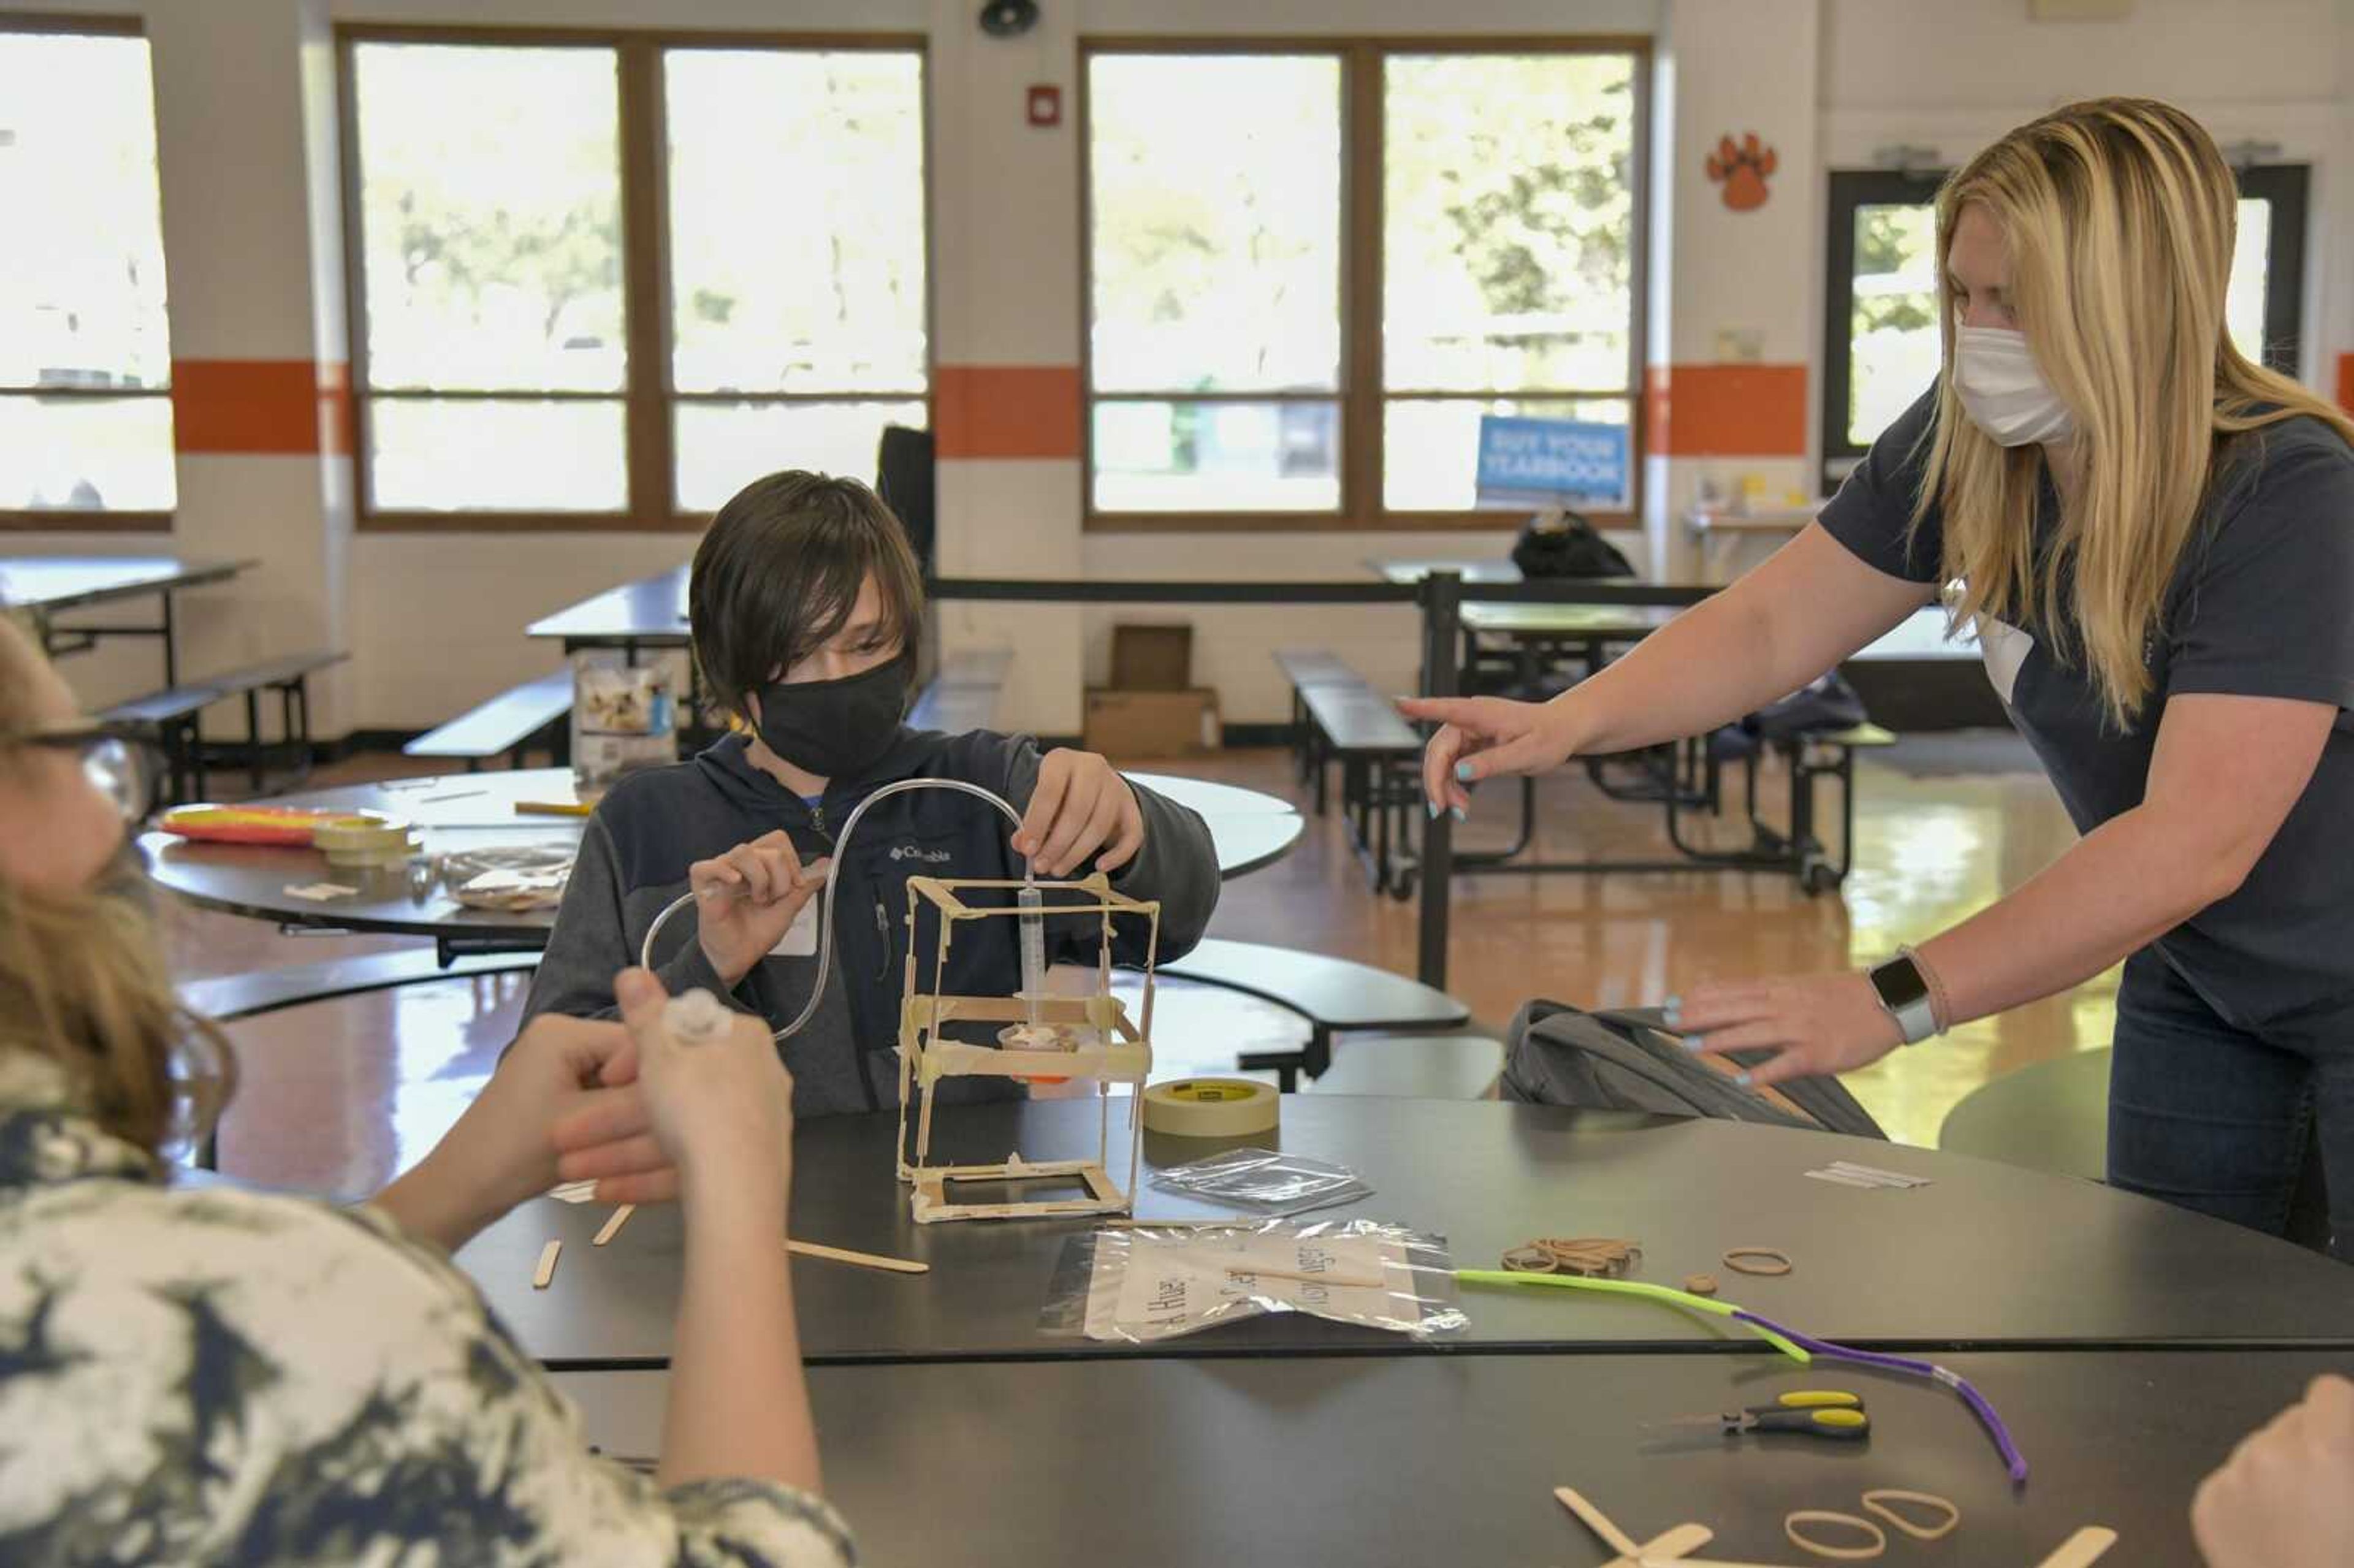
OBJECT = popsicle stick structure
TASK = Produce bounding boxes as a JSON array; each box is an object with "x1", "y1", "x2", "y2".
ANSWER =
[{"x1": 895, "y1": 872, "x2": 1159, "y2": 1224}]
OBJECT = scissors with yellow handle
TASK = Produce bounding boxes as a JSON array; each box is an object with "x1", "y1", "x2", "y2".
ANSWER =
[{"x1": 1655, "y1": 1389, "x2": 1871, "y2": 1442}]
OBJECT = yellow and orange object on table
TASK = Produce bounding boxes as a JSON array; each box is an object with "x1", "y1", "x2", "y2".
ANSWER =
[{"x1": 160, "y1": 805, "x2": 420, "y2": 866}]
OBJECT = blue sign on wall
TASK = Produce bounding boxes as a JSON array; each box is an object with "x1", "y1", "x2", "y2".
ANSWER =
[{"x1": 1474, "y1": 416, "x2": 1629, "y2": 508}]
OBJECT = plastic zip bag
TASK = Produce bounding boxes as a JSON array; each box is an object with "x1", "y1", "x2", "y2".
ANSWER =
[
  {"x1": 1041, "y1": 1218, "x2": 1468, "y2": 1343},
  {"x1": 1147, "y1": 1147, "x2": 1372, "y2": 1218}
]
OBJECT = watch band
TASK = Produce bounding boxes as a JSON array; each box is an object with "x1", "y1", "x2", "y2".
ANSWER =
[
  {"x1": 1867, "y1": 954, "x2": 1940, "y2": 1046},
  {"x1": 1899, "y1": 943, "x2": 1953, "y2": 1035}
]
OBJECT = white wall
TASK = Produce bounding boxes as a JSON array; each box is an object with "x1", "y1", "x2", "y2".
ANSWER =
[{"x1": 1823, "y1": 0, "x2": 2342, "y2": 109}]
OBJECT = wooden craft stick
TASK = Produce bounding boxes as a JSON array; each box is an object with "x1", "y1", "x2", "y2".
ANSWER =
[
  {"x1": 1225, "y1": 1265, "x2": 1387, "y2": 1289},
  {"x1": 1555, "y1": 1486, "x2": 1644, "y2": 1559},
  {"x1": 1616, "y1": 1523, "x2": 1713, "y2": 1567},
  {"x1": 515, "y1": 799, "x2": 593, "y2": 817},
  {"x1": 533, "y1": 1239, "x2": 562, "y2": 1290},
  {"x1": 785, "y1": 1238, "x2": 929, "y2": 1275},
  {"x1": 2032, "y1": 1528, "x2": 2118, "y2": 1568},
  {"x1": 592, "y1": 1205, "x2": 634, "y2": 1247}
]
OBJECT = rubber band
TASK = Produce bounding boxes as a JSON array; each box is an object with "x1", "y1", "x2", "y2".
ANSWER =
[
  {"x1": 1861, "y1": 1490, "x2": 1961, "y2": 1542},
  {"x1": 1534, "y1": 1237, "x2": 1641, "y2": 1277},
  {"x1": 1723, "y1": 1246, "x2": 1794, "y2": 1276},
  {"x1": 1501, "y1": 1244, "x2": 1557, "y2": 1273},
  {"x1": 1785, "y1": 1510, "x2": 1887, "y2": 1561}
]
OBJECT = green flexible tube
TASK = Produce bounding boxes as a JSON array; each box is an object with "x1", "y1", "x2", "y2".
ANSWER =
[{"x1": 1452, "y1": 1270, "x2": 1812, "y2": 1363}]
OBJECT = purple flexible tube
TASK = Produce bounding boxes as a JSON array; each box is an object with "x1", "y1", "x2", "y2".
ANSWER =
[{"x1": 1734, "y1": 1307, "x2": 2030, "y2": 1483}]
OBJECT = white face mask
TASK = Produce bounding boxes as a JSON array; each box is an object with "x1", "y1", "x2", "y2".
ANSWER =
[{"x1": 1952, "y1": 325, "x2": 2074, "y2": 447}]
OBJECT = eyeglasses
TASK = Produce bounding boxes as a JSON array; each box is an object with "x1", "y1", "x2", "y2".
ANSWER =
[{"x1": 5, "y1": 725, "x2": 169, "y2": 824}]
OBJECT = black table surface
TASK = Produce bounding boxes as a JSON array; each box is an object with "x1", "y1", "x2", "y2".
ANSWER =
[
  {"x1": 0, "y1": 554, "x2": 251, "y2": 612},
  {"x1": 457, "y1": 1097, "x2": 2354, "y2": 1368},
  {"x1": 527, "y1": 566, "x2": 690, "y2": 644},
  {"x1": 143, "y1": 768, "x2": 1298, "y2": 938},
  {"x1": 554, "y1": 1348, "x2": 2353, "y2": 1567}
]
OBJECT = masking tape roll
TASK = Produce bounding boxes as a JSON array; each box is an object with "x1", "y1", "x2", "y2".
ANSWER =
[
  {"x1": 1141, "y1": 1078, "x2": 1279, "y2": 1138},
  {"x1": 311, "y1": 815, "x2": 414, "y2": 854}
]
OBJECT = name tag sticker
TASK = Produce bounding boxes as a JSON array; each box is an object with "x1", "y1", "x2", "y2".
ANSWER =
[{"x1": 770, "y1": 898, "x2": 818, "y2": 957}]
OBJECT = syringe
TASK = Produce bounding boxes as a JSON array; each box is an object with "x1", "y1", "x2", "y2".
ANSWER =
[{"x1": 1017, "y1": 882, "x2": 1047, "y2": 1029}]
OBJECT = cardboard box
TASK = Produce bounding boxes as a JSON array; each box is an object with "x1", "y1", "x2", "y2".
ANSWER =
[
  {"x1": 1111, "y1": 624, "x2": 1194, "y2": 692},
  {"x1": 1083, "y1": 688, "x2": 1220, "y2": 759}
]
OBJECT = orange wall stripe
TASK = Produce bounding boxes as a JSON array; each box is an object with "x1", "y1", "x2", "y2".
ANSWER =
[
  {"x1": 2337, "y1": 352, "x2": 2353, "y2": 415},
  {"x1": 935, "y1": 364, "x2": 1081, "y2": 460},
  {"x1": 172, "y1": 359, "x2": 349, "y2": 456},
  {"x1": 1646, "y1": 362, "x2": 1808, "y2": 457}
]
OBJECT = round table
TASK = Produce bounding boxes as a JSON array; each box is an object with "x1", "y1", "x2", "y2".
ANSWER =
[
  {"x1": 142, "y1": 766, "x2": 1301, "y2": 951},
  {"x1": 455, "y1": 1096, "x2": 2354, "y2": 1368},
  {"x1": 1940, "y1": 1046, "x2": 2111, "y2": 1182},
  {"x1": 473, "y1": 1097, "x2": 2352, "y2": 1566}
]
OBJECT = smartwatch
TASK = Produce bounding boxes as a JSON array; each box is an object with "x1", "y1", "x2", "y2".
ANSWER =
[{"x1": 1867, "y1": 953, "x2": 1939, "y2": 1046}]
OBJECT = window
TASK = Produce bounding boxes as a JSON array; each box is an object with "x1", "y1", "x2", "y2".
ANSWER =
[
  {"x1": 665, "y1": 49, "x2": 928, "y2": 513},
  {"x1": 1084, "y1": 40, "x2": 1646, "y2": 530},
  {"x1": 0, "y1": 21, "x2": 173, "y2": 520},
  {"x1": 1821, "y1": 164, "x2": 2309, "y2": 493},
  {"x1": 342, "y1": 31, "x2": 927, "y2": 528}
]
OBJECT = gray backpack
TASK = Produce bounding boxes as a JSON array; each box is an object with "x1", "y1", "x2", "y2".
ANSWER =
[{"x1": 1502, "y1": 1000, "x2": 1888, "y2": 1139}]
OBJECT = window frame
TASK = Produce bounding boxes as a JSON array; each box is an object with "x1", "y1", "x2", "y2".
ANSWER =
[
  {"x1": 1818, "y1": 167, "x2": 1948, "y2": 497},
  {"x1": 0, "y1": 12, "x2": 173, "y2": 535},
  {"x1": 2234, "y1": 162, "x2": 2310, "y2": 381},
  {"x1": 1078, "y1": 34, "x2": 1651, "y2": 535},
  {"x1": 337, "y1": 23, "x2": 932, "y2": 535},
  {"x1": 1820, "y1": 161, "x2": 2313, "y2": 495}
]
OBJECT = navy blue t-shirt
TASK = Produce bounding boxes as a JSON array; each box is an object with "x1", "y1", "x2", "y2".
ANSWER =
[{"x1": 1821, "y1": 386, "x2": 2354, "y2": 1028}]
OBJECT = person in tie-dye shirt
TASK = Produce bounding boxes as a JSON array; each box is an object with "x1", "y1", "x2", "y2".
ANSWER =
[{"x1": 0, "y1": 613, "x2": 853, "y2": 1568}]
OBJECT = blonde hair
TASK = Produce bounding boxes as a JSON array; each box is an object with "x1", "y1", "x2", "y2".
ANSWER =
[
  {"x1": 0, "y1": 617, "x2": 232, "y2": 1154},
  {"x1": 1916, "y1": 97, "x2": 2354, "y2": 726}
]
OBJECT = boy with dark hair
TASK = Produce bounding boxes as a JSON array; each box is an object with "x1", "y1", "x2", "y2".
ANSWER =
[{"x1": 520, "y1": 470, "x2": 1220, "y2": 1117}]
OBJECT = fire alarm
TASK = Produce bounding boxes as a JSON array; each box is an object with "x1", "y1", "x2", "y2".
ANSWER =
[{"x1": 1027, "y1": 85, "x2": 1061, "y2": 127}]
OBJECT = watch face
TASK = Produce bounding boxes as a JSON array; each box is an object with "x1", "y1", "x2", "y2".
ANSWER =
[{"x1": 1872, "y1": 959, "x2": 1931, "y2": 1012}]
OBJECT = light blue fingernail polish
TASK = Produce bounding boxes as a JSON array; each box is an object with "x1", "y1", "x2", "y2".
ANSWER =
[
  {"x1": 1682, "y1": 1034, "x2": 1705, "y2": 1052},
  {"x1": 1735, "y1": 1071, "x2": 1754, "y2": 1088},
  {"x1": 1427, "y1": 801, "x2": 1442, "y2": 820},
  {"x1": 1454, "y1": 761, "x2": 1475, "y2": 782},
  {"x1": 1450, "y1": 805, "x2": 1468, "y2": 823}
]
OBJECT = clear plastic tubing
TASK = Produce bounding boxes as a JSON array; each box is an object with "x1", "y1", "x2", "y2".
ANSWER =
[{"x1": 636, "y1": 776, "x2": 1034, "y2": 1045}]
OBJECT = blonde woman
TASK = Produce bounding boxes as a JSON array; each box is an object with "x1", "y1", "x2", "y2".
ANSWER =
[
  {"x1": 0, "y1": 614, "x2": 853, "y2": 1561},
  {"x1": 1407, "y1": 98, "x2": 2354, "y2": 1255}
]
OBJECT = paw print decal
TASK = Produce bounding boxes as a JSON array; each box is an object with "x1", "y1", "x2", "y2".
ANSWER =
[{"x1": 1706, "y1": 132, "x2": 1777, "y2": 211}]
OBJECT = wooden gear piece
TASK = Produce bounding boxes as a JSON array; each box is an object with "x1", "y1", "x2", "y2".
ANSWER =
[{"x1": 895, "y1": 872, "x2": 1159, "y2": 1224}]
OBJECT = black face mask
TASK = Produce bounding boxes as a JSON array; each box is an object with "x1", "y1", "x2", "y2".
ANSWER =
[{"x1": 750, "y1": 654, "x2": 912, "y2": 782}]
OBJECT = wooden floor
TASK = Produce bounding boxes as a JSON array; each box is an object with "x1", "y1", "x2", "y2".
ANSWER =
[{"x1": 168, "y1": 734, "x2": 2111, "y2": 1197}]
